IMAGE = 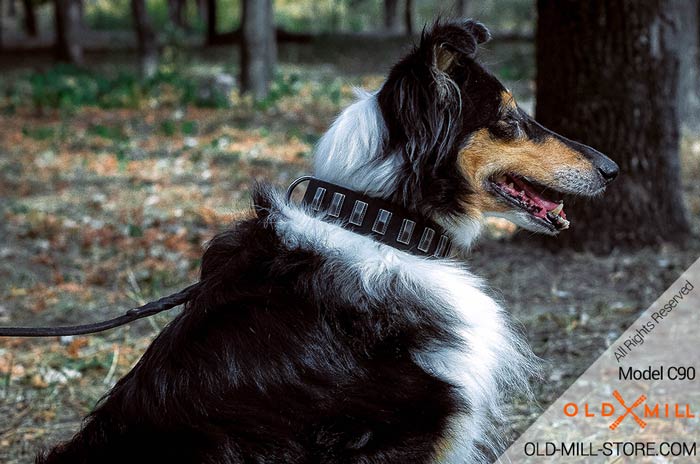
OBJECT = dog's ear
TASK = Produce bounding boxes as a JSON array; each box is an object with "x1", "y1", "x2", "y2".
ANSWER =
[
  {"x1": 426, "y1": 20, "x2": 491, "y2": 74},
  {"x1": 377, "y1": 20, "x2": 491, "y2": 209}
]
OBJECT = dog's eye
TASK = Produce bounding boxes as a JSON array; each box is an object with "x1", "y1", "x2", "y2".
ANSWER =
[
  {"x1": 510, "y1": 120, "x2": 523, "y2": 137},
  {"x1": 495, "y1": 116, "x2": 523, "y2": 139}
]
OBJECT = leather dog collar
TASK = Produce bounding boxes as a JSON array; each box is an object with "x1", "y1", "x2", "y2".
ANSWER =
[{"x1": 286, "y1": 176, "x2": 452, "y2": 258}]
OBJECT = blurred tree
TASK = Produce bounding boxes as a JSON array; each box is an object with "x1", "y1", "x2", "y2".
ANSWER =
[
  {"x1": 455, "y1": 0, "x2": 470, "y2": 18},
  {"x1": 22, "y1": 0, "x2": 37, "y2": 37},
  {"x1": 76, "y1": 0, "x2": 83, "y2": 27},
  {"x1": 677, "y1": 0, "x2": 700, "y2": 132},
  {"x1": 9, "y1": 0, "x2": 16, "y2": 16},
  {"x1": 54, "y1": 0, "x2": 83, "y2": 65},
  {"x1": 131, "y1": 0, "x2": 158, "y2": 78},
  {"x1": 168, "y1": 0, "x2": 187, "y2": 30},
  {"x1": 404, "y1": 0, "x2": 412, "y2": 35},
  {"x1": 240, "y1": 0, "x2": 276, "y2": 100},
  {"x1": 384, "y1": 0, "x2": 400, "y2": 34},
  {"x1": 535, "y1": 0, "x2": 689, "y2": 252},
  {"x1": 205, "y1": 0, "x2": 217, "y2": 44}
]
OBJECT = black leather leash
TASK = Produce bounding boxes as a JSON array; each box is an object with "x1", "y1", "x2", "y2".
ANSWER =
[
  {"x1": 0, "y1": 283, "x2": 199, "y2": 337},
  {"x1": 0, "y1": 176, "x2": 452, "y2": 337}
]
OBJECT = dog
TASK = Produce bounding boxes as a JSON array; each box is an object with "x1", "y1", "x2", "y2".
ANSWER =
[{"x1": 38, "y1": 20, "x2": 618, "y2": 464}]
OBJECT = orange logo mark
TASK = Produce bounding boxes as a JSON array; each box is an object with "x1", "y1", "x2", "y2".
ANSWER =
[{"x1": 609, "y1": 390, "x2": 646, "y2": 430}]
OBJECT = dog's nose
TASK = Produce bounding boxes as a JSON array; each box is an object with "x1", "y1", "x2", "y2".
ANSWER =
[{"x1": 598, "y1": 159, "x2": 619, "y2": 183}]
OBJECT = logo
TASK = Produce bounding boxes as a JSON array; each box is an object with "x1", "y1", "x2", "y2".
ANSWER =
[
  {"x1": 563, "y1": 391, "x2": 694, "y2": 430},
  {"x1": 609, "y1": 390, "x2": 646, "y2": 430}
]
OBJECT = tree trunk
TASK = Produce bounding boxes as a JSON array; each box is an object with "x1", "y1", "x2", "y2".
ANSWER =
[
  {"x1": 675, "y1": 0, "x2": 700, "y2": 132},
  {"x1": 0, "y1": 0, "x2": 3, "y2": 50},
  {"x1": 196, "y1": 0, "x2": 206, "y2": 22},
  {"x1": 384, "y1": 0, "x2": 401, "y2": 34},
  {"x1": 535, "y1": 0, "x2": 689, "y2": 252},
  {"x1": 455, "y1": 0, "x2": 470, "y2": 18},
  {"x1": 404, "y1": 0, "x2": 413, "y2": 35},
  {"x1": 240, "y1": 0, "x2": 276, "y2": 100},
  {"x1": 168, "y1": 0, "x2": 187, "y2": 30},
  {"x1": 131, "y1": 0, "x2": 158, "y2": 78},
  {"x1": 54, "y1": 0, "x2": 83, "y2": 65},
  {"x1": 206, "y1": 0, "x2": 217, "y2": 45},
  {"x1": 23, "y1": 0, "x2": 38, "y2": 37},
  {"x1": 77, "y1": 0, "x2": 84, "y2": 28},
  {"x1": 9, "y1": 0, "x2": 16, "y2": 17}
]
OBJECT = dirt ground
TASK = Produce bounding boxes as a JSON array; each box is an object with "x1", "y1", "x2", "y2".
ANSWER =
[{"x1": 1, "y1": 73, "x2": 699, "y2": 462}]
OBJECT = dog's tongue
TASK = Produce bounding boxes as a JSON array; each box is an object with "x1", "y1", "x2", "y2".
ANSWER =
[{"x1": 512, "y1": 177, "x2": 566, "y2": 219}]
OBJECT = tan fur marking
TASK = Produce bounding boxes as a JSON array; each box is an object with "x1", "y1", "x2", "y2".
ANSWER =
[
  {"x1": 436, "y1": 46, "x2": 457, "y2": 72},
  {"x1": 457, "y1": 128, "x2": 594, "y2": 215},
  {"x1": 500, "y1": 91, "x2": 517, "y2": 110}
]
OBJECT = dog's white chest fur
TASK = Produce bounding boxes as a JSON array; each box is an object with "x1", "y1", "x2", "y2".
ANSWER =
[
  {"x1": 275, "y1": 202, "x2": 532, "y2": 463},
  {"x1": 407, "y1": 259, "x2": 524, "y2": 463}
]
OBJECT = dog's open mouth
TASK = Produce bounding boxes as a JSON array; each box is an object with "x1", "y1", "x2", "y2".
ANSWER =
[{"x1": 489, "y1": 173, "x2": 570, "y2": 231}]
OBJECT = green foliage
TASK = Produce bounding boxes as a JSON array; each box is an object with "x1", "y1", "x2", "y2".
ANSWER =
[
  {"x1": 274, "y1": 0, "x2": 381, "y2": 33},
  {"x1": 158, "y1": 119, "x2": 199, "y2": 136},
  {"x1": 126, "y1": 223, "x2": 144, "y2": 238},
  {"x1": 114, "y1": 142, "x2": 130, "y2": 172},
  {"x1": 216, "y1": 0, "x2": 242, "y2": 32},
  {"x1": 85, "y1": 0, "x2": 206, "y2": 32},
  {"x1": 253, "y1": 71, "x2": 349, "y2": 111},
  {"x1": 48, "y1": 351, "x2": 114, "y2": 374},
  {"x1": 3, "y1": 65, "x2": 233, "y2": 111},
  {"x1": 87, "y1": 0, "x2": 133, "y2": 30},
  {"x1": 22, "y1": 125, "x2": 56, "y2": 141},
  {"x1": 253, "y1": 72, "x2": 303, "y2": 110},
  {"x1": 87, "y1": 124, "x2": 127, "y2": 141},
  {"x1": 181, "y1": 120, "x2": 199, "y2": 136},
  {"x1": 2, "y1": 62, "x2": 378, "y2": 117},
  {"x1": 82, "y1": 0, "x2": 534, "y2": 35},
  {"x1": 159, "y1": 119, "x2": 178, "y2": 136}
]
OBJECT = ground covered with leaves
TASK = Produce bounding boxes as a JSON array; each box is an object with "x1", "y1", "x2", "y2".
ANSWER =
[{"x1": 1, "y1": 64, "x2": 699, "y2": 462}]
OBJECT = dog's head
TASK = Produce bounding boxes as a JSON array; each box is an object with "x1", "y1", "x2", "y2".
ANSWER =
[
  {"x1": 315, "y1": 20, "x2": 618, "y2": 245},
  {"x1": 378, "y1": 20, "x2": 620, "y2": 235}
]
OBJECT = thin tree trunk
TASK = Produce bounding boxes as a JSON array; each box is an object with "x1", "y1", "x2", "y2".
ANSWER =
[
  {"x1": 240, "y1": 0, "x2": 276, "y2": 100},
  {"x1": 23, "y1": 0, "x2": 38, "y2": 36},
  {"x1": 206, "y1": 0, "x2": 217, "y2": 45},
  {"x1": 455, "y1": 0, "x2": 470, "y2": 18},
  {"x1": 404, "y1": 0, "x2": 413, "y2": 35},
  {"x1": 9, "y1": 0, "x2": 16, "y2": 17},
  {"x1": 131, "y1": 0, "x2": 158, "y2": 78},
  {"x1": 384, "y1": 0, "x2": 400, "y2": 34},
  {"x1": 0, "y1": 0, "x2": 3, "y2": 50},
  {"x1": 197, "y1": 0, "x2": 206, "y2": 22},
  {"x1": 168, "y1": 0, "x2": 187, "y2": 30},
  {"x1": 535, "y1": 0, "x2": 689, "y2": 252},
  {"x1": 77, "y1": 0, "x2": 84, "y2": 29},
  {"x1": 675, "y1": 0, "x2": 700, "y2": 132},
  {"x1": 54, "y1": 0, "x2": 84, "y2": 65}
]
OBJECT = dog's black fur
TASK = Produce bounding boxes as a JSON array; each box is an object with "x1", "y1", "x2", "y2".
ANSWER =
[{"x1": 38, "y1": 190, "x2": 463, "y2": 463}]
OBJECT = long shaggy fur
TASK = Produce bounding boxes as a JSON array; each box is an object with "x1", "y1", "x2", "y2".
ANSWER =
[{"x1": 38, "y1": 188, "x2": 534, "y2": 464}]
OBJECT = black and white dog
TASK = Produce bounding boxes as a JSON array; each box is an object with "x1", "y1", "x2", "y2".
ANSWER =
[{"x1": 40, "y1": 21, "x2": 617, "y2": 464}]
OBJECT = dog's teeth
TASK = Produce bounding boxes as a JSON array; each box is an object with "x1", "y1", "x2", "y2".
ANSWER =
[
  {"x1": 507, "y1": 183, "x2": 514, "y2": 189},
  {"x1": 550, "y1": 202, "x2": 564, "y2": 215},
  {"x1": 547, "y1": 212, "x2": 570, "y2": 230}
]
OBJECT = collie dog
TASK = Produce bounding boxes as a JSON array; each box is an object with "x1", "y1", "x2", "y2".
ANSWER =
[{"x1": 39, "y1": 21, "x2": 617, "y2": 464}]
